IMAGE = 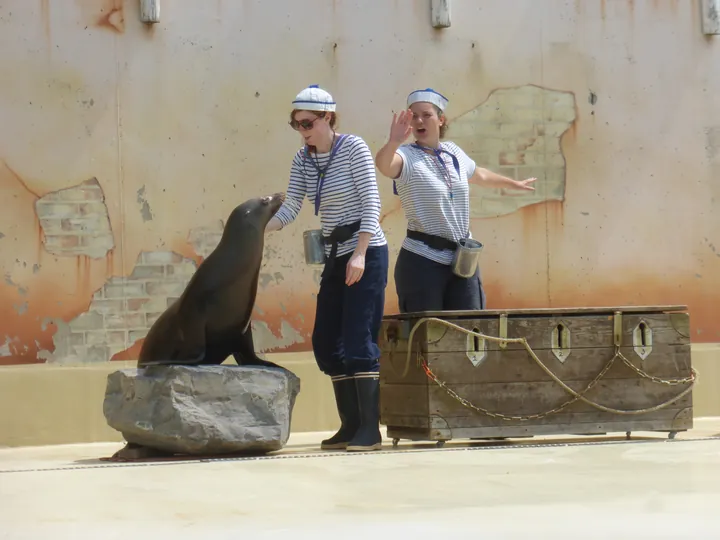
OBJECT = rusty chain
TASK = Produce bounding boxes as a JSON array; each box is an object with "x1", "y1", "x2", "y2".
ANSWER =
[
  {"x1": 396, "y1": 317, "x2": 697, "y2": 421},
  {"x1": 422, "y1": 348, "x2": 616, "y2": 421},
  {"x1": 614, "y1": 348, "x2": 694, "y2": 386}
]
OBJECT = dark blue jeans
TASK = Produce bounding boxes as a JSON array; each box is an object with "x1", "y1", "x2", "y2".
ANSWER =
[
  {"x1": 311, "y1": 244, "x2": 389, "y2": 376},
  {"x1": 394, "y1": 247, "x2": 486, "y2": 313}
]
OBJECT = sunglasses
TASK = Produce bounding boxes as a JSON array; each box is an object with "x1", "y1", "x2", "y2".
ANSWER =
[{"x1": 289, "y1": 116, "x2": 325, "y2": 131}]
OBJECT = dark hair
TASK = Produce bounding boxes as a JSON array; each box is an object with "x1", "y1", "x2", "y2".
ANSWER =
[
  {"x1": 290, "y1": 110, "x2": 339, "y2": 153},
  {"x1": 290, "y1": 109, "x2": 339, "y2": 129}
]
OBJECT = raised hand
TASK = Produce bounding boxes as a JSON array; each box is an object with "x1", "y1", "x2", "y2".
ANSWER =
[{"x1": 389, "y1": 109, "x2": 413, "y2": 144}]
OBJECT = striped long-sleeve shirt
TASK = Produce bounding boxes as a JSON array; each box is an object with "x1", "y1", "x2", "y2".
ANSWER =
[
  {"x1": 394, "y1": 141, "x2": 477, "y2": 265},
  {"x1": 274, "y1": 134, "x2": 387, "y2": 258}
]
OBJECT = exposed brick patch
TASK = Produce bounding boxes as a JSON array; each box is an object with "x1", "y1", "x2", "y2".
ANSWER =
[
  {"x1": 43, "y1": 250, "x2": 197, "y2": 363},
  {"x1": 450, "y1": 85, "x2": 576, "y2": 218},
  {"x1": 39, "y1": 237, "x2": 302, "y2": 363},
  {"x1": 251, "y1": 320, "x2": 306, "y2": 353},
  {"x1": 187, "y1": 221, "x2": 224, "y2": 258},
  {"x1": 34, "y1": 177, "x2": 114, "y2": 258}
]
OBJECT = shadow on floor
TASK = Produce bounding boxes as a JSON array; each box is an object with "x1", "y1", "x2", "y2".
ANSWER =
[{"x1": 68, "y1": 433, "x2": 676, "y2": 467}]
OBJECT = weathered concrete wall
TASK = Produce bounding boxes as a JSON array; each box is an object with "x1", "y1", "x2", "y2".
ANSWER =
[{"x1": 1, "y1": 0, "x2": 719, "y2": 366}]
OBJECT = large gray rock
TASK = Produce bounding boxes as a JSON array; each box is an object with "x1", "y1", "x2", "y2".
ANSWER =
[{"x1": 103, "y1": 364, "x2": 301, "y2": 455}]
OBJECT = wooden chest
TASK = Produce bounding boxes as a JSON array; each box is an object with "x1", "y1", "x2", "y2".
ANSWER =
[{"x1": 378, "y1": 306, "x2": 695, "y2": 447}]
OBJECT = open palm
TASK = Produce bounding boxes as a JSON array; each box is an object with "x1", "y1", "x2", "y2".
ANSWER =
[{"x1": 389, "y1": 109, "x2": 413, "y2": 144}]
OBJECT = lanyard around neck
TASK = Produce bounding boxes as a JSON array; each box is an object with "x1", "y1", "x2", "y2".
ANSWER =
[
  {"x1": 303, "y1": 134, "x2": 347, "y2": 215},
  {"x1": 392, "y1": 143, "x2": 461, "y2": 197}
]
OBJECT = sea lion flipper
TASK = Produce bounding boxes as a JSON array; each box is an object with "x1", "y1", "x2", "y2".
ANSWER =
[
  {"x1": 231, "y1": 323, "x2": 260, "y2": 364},
  {"x1": 232, "y1": 350, "x2": 283, "y2": 370},
  {"x1": 231, "y1": 324, "x2": 284, "y2": 370}
]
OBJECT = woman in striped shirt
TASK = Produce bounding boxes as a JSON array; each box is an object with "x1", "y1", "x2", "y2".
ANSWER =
[
  {"x1": 265, "y1": 85, "x2": 388, "y2": 452},
  {"x1": 375, "y1": 88, "x2": 536, "y2": 313}
]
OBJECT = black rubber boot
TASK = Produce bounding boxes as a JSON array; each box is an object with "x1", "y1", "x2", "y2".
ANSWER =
[
  {"x1": 346, "y1": 372, "x2": 382, "y2": 452},
  {"x1": 321, "y1": 375, "x2": 360, "y2": 450}
]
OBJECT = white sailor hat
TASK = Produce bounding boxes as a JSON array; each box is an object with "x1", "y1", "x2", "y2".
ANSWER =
[
  {"x1": 292, "y1": 84, "x2": 337, "y2": 112},
  {"x1": 407, "y1": 87, "x2": 449, "y2": 111}
]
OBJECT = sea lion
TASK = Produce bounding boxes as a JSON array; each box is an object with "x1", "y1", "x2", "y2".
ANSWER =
[
  {"x1": 136, "y1": 192, "x2": 286, "y2": 369},
  {"x1": 108, "y1": 192, "x2": 287, "y2": 462}
]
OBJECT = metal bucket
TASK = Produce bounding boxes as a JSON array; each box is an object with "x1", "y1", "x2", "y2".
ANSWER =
[
  {"x1": 303, "y1": 229, "x2": 326, "y2": 265},
  {"x1": 451, "y1": 238, "x2": 483, "y2": 278}
]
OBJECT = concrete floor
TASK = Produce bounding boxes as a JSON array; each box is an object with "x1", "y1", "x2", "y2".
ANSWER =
[{"x1": 2, "y1": 419, "x2": 720, "y2": 539}]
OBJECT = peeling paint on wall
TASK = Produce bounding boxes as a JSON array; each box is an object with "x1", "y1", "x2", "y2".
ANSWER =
[
  {"x1": 96, "y1": 0, "x2": 125, "y2": 33},
  {"x1": 35, "y1": 178, "x2": 114, "y2": 259},
  {"x1": 451, "y1": 85, "x2": 576, "y2": 219},
  {"x1": 187, "y1": 221, "x2": 224, "y2": 259},
  {"x1": 31, "y1": 243, "x2": 309, "y2": 363},
  {"x1": 0, "y1": 161, "x2": 114, "y2": 365},
  {"x1": 247, "y1": 300, "x2": 312, "y2": 354},
  {"x1": 1, "y1": 0, "x2": 720, "y2": 366},
  {"x1": 41, "y1": 250, "x2": 197, "y2": 363},
  {"x1": 0, "y1": 337, "x2": 12, "y2": 357},
  {"x1": 259, "y1": 272, "x2": 285, "y2": 289},
  {"x1": 251, "y1": 319, "x2": 306, "y2": 353},
  {"x1": 136, "y1": 186, "x2": 153, "y2": 222}
]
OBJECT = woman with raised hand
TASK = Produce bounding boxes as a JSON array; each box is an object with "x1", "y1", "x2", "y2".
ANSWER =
[{"x1": 375, "y1": 87, "x2": 536, "y2": 313}]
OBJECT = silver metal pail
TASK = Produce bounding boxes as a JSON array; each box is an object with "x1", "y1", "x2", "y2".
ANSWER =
[
  {"x1": 451, "y1": 238, "x2": 483, "y2": 278},
  {"x1": 303, "y1": 229, "x2": 326, "y2": 265}
]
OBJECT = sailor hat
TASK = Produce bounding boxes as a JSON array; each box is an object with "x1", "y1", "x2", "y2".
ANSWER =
[
  {"x1": 407, "y1": 87, "x2": 449, "y2": 111},
  {"x1": 292, "y1": 84, "x2": 337, "y2": 112}
]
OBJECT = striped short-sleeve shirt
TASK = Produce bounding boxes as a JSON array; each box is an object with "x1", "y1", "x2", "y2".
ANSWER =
[
  {"x1": 394, "y1": 141, "x2": 477, "y2": 265},
  {"x1": 274, "y1": 134, "x2": 387, "y2": 258}
]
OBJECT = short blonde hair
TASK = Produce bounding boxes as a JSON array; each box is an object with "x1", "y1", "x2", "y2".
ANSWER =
[{"x1": 434, "y1": 105, "x2": 450, "y2": 139}]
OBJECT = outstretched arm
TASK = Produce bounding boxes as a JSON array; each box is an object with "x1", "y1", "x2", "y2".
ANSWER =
[
  {"x1": 470, "y1": 167, "x2": 536, "y2": 191},
  {"x1": 265, "y1": 216, "x2": 283, "y2": 232},
  {"x1": 267, "y1": 154, "x2": 307, "y2": 232}
]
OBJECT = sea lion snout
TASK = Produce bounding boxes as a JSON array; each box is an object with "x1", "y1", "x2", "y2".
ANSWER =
[
  {"x1": 263, "y1": 192, "x2": 285, "y2": 214},
  {"x1": 266, "y1": 192, "x2": 285, "y2": 203}
]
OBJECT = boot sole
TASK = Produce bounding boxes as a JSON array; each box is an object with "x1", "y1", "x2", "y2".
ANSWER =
[
  {"x1": 345, "y1": 442, "x2": 382, "y2": 452},
  {"x1": 320, "y1": 442, "x2": 348, "y2": 450}
]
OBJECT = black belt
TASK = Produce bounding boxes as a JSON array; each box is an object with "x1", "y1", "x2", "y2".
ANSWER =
[
  {"x1": 322, "y1": 220, "x2": 362, "y2": 277},
  {"x1": 406, "y1": 229, "x2": 458, "y2": 251}
]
